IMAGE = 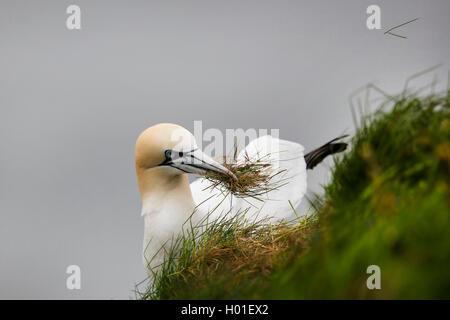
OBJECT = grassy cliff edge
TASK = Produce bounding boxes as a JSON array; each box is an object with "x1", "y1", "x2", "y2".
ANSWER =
[{"x1": 137, "y1": 89, "x2": 450, "y2": 299}]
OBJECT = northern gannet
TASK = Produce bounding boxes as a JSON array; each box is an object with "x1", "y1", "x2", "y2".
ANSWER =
[{"x1": 135, "y1": 123, "x2": 347, "y2": 273}]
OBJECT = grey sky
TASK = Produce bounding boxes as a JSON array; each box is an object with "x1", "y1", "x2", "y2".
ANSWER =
[{"x1": 0, "y1": 0, "x2": 449, "y2": 299}]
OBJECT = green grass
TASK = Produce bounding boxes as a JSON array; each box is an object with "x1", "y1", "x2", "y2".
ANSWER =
[{"x1": 136, "y1": 88, "x2": 450, "y2": 300}]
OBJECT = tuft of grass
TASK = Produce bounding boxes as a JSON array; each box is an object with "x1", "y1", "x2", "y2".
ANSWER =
[
  {"x1": 135, "y1": 209, "x2": 317, "y2": 300},
  {"x1": 203, "y1": 147, "x2": 288, "y2": 200},
  {"x1": 136, "y1": 88, "x2": 450, "y2": 300}
]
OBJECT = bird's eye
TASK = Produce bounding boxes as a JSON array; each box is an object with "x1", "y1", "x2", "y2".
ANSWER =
[
  {"x1": 179, "y1": 151, "x2": 184, "y2": 157},
  {"x1": 165, "y1": 150, "x2": 172, "y2": 158}
]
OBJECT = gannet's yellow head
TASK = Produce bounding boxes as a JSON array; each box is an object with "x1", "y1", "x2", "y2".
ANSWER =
[
  {"x1": 135, "y1": 123, "x2": 235, "y2": 198},
  {"x1": 135, "y1": 123, "x2": 196, "y2": 173}
]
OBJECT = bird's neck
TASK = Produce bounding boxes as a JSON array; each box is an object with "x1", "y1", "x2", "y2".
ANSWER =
[{"x1": 137, "y1": 167, "x2": 195, "y2": 217}]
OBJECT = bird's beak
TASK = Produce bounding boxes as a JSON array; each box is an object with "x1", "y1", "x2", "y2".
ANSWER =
[{"x1": 160, "y1": 148, "x2": 237, "y2": 180}]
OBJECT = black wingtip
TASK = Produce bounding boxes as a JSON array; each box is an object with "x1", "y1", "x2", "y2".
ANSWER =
[{"x1": 304, "y1": 136, "x2": 348, "y2": 170}]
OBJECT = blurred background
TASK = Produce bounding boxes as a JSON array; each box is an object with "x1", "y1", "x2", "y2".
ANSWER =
[{"x1": 0, "y1": 0, "x2": 449, "y2": 299}]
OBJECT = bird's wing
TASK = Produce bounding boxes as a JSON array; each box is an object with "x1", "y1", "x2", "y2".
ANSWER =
[
  {"x1": 232, "y1": 135, "x2": 307, "y2": 222},
  {"x1": 190, "y1": 135, "x2": 307, "y2": 223}
]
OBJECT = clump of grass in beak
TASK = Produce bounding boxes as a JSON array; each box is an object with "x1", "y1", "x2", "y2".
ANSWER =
[{"x1": 203, "y1": 146, "x2": 288, "y2": 199}]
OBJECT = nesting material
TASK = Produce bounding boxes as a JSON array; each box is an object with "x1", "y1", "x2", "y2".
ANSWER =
[{"x1": 203, "y1": 151, "x2": 287, "y2": 199}]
